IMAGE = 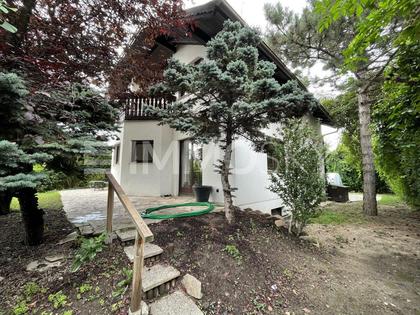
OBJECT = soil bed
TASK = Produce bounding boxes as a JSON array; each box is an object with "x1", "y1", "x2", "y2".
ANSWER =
[{"x1": 1, "y1": 199, "x2": 419, "y2": 315}]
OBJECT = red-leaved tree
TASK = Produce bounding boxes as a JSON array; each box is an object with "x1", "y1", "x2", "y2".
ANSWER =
[{"x1": 0, "y1": 0, "x2": 186, "y2": 91}]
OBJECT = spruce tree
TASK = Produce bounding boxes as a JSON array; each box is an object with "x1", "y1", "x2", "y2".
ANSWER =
[
  {"x1": 0, "y1": 72, "x2": 118, "y2": 245},
  {"x1": 150, "y1": 21, "x2": 317, "y2": 224}
]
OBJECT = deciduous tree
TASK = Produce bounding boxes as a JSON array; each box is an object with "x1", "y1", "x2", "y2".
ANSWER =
[
  {"x1": 269, "y1": 118, "x2": 325, "y2": 236},
  {"x1": 0, "y1": 0, "x2": 186, "y2": 92}
]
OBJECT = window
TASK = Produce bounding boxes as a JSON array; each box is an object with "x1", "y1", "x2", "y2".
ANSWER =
[
  {"x1": 131, "y1": 140, "x2": 154, "y2": 163},
  {"x1": 114, "y1": 144, "x2": 120, "y2": 164},
  {"x1": 192, "y1": 57, "x2": 203, "y2": 65},
  {"x1": 262, "y1": 137, "x2": 281, "y2": 172},
  {"x1": 266, "y1": 142, "x2": 277, "y2": 172}
]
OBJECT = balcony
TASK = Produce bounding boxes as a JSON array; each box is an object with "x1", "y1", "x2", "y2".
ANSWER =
[{"x1": 120, "y1": 96, "x2": 173, "y2": 120}]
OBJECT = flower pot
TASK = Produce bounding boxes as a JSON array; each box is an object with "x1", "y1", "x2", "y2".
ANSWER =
[{"x1": 193, "y1": 185, "x2": 212, "y2": 202}]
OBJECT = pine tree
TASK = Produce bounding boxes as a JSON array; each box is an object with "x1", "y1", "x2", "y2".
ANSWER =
[{"x1": 150, "y1": 21, "x2": 317, "y2": 224}]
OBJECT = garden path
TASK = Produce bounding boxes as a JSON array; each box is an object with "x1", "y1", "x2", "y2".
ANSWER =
[{"x1": 60, "y1": 188, "x2": 204, "y2": 234}]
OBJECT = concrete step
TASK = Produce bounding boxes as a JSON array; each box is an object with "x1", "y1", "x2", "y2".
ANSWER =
[
  {"x1": 124, "y1": 243, "x2": 164, "y2": 264},
  {"x1": 149, "y1": 291, "x2": 203, "y2": 315},
  {"x1": 142, "y1": 264, "x2": 180, "y2": 300},
  {"x1": 116, "y1": 228, "x2": 136, "y2": 242}
]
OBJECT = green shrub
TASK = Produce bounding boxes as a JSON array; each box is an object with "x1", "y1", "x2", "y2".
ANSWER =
[
  {"x1": 23, "y1": 282, "x2": 41, "y2": 298},
  {"x1": 373, "y1": 44, "x2": 420, "y2": 208},
  {"x1": 223, "y1": 245, "x2": 242, "y2": 264},
  {"x1": 71, "y1": 233, "x2": 106, "y2": 272},
  {"x1": 48, "y1": 291, "x2": 67, "y2": 309},
  {"x1": 269, "y1": 119, "x2": 325, "y2": 235},
  {"x1": 112, "y1": 267, "x2": 133, "y2": 298},
  {"x1": 12, "y1": 301, "x2": 28, "y2": 315}
]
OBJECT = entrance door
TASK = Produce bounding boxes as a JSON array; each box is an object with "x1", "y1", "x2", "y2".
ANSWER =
[{"x1": 179, "y1": 139, "x2": 202, "y2": 194}]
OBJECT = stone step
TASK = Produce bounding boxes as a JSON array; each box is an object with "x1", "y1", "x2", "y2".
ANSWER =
[
  {"x1": 142, "y1": 264, "x2": 180, "y2": 300},
  {"x1": 149, "y1": 291, "x2": 203, "y2": 315},
  {"x1": 116, "y1": 228, "x2": 137, "y2": 242},
  {"x1": 124, "y1": 243, "x2": 164, "y2": 264}
]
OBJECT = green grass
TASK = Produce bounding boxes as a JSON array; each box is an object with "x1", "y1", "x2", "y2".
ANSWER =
[
  {"x1": 311, "y1": 202, "x2": 367, "y2": 225},
  {"x1": 378, "y1": 194, "x2": 402, "y2": 206},
  {"x1": 10, "y1": 191, "x2": 63, "y2": 211},
  {"x1": 310, "y1": 210, "x2": 362, "y2": 225}
]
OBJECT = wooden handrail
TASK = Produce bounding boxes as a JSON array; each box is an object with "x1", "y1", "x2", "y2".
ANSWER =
[
  {"x1": 106, "y1": 172, "x2": 153, "y2": 242},
  {"x1": 105, "y1": 171, "x2": 153, "y2": 313}
]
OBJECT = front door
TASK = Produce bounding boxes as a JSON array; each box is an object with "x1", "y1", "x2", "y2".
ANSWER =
[{"x1": 179, "y1": 139, "x2": 202, "y2": 195}]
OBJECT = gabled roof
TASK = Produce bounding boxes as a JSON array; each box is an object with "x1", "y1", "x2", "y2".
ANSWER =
[{"x1": 141, "y1": 0, "x2": 333, "y2": 125}]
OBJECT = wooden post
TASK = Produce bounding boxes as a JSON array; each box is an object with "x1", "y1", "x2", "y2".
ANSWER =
[
  {"x1": 106, "y1": 183, "x2": 114, "y2": 243},
  {"x1": 130, "y1": 231, "x2": 145, "y2": 313}
]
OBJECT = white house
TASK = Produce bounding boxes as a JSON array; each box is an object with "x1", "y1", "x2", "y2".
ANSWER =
[{"x1": 110, "y1": 0, "x2": 332, "y2": 215}]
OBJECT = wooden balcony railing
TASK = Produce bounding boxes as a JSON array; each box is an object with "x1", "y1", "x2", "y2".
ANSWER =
[
  {"x1": 105, "y1": 172, "x2": 153, "y2": 313},
  {"x1": 120, "y1": 96, "x2": 172, "y2": 120}
]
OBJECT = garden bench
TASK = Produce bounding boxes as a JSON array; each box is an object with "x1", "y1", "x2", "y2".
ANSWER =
[{"x1": 89, "y1": 180, "x2": 107, "y2": 191}]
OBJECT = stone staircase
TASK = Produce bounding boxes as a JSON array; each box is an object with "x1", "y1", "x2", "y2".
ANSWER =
[{"x1": 116, "y1": 228, "x2": 203, "y2": 315}]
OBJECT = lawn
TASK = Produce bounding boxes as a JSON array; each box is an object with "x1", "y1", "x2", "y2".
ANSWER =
[
  {"x1": 378, "y1": 193, "x2": 403, "y2": 205},
  {"x1": 311, "y1": 194, "x2": 405, "y2": 225},
  {"x1": 10, "y1": 191, "x2": 63, "y2": 211}
]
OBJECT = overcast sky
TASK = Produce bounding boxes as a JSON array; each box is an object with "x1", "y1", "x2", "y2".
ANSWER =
[{"x1": 186, "y1": 0, "x2": 341, "y2": 150}]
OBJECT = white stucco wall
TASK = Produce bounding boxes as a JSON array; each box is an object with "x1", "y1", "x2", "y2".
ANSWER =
[
  {"x1": 172, "y1": 45, "x2": 207, "y2": 64},
  {"x1": 111, "y1": 121, "x2": 178, "y2": 196},
  {"x1": 110, "y1": 143, "x2": 122, "y2": 183},
  {"x1": 201, "y1": 142, "x2": 224, "y2": 204},
  {"x1": 231, "y1": 137, "x2": 283, "y2": 213}
]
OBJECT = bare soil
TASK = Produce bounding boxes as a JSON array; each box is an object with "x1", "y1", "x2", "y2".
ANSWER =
[
  {"x1": 0, "y1": 209, "x2": 133, "y2": 315},
  {"x1": 0, "y1": 201, "x2": 419, "y2": 315},
  {"x1": 304, "y1": 201, "x2": 420, "y2": 315}
]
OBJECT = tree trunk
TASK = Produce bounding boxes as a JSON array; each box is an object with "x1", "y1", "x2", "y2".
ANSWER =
[
  {"x1": 0, "y1": 191, "x2": 13, "y2": 215},
  {"x1": 357, "y1": 88, "x2": 378, "y2": 216},
  {"x1": 220, "y1": 135, "x2": 235, "y2": 224},
  {"x1": 18, "y1": 187, "x2": 44, "y2": 245}
]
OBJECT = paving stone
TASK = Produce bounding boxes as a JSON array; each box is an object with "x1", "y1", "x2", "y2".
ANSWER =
[
  {"x1": 57, "y1": 231, "x2": 78, "y2": 245},
  {"x1": 149, "y1": 291, "x2": 203, "y2": 315},
  {"x1": 116, "y1": 228, "x2": 137, "y2": 242},
  {"x1": 181, "y1": 274, "x2": 202, "y2": 299},
  {"x1": 128, "y1": 301, "x2": 149, "y2": 315},
  {"x1": 124, "y1": 243, "x2": 164, "y2": 262},
  {"x1": 78, "y1": 224, "x2": 94, "y2": 236},
  {"x1": 45, "y1": 254, "x2": 65, "y2": 263},
  {"x1": 26, "y1": 260, "x2": 62, "y2": 272},
  {"x1": 142, "y1": 264, "x2": 180, "y2": 292},
  {"x1": 0, "y1": 276, "x2": 4, "y2": 282},
  {"x1": 274, "y1": 219, "x2": 286, "y2": 228}
]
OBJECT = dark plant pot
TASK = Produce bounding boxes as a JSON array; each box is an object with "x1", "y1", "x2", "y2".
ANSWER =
[{"x1": 193, "y1": 185, "x2": 212, "y2": 202}]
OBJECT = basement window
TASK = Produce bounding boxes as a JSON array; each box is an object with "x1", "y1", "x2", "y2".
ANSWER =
[{"x1": 131, "y1": 140, "x2": 154, "y2": 163}]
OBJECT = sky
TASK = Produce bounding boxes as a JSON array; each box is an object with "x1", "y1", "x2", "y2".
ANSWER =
[{"x1": 186, "y1": 0, "x2": 341, "y2": 150}]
